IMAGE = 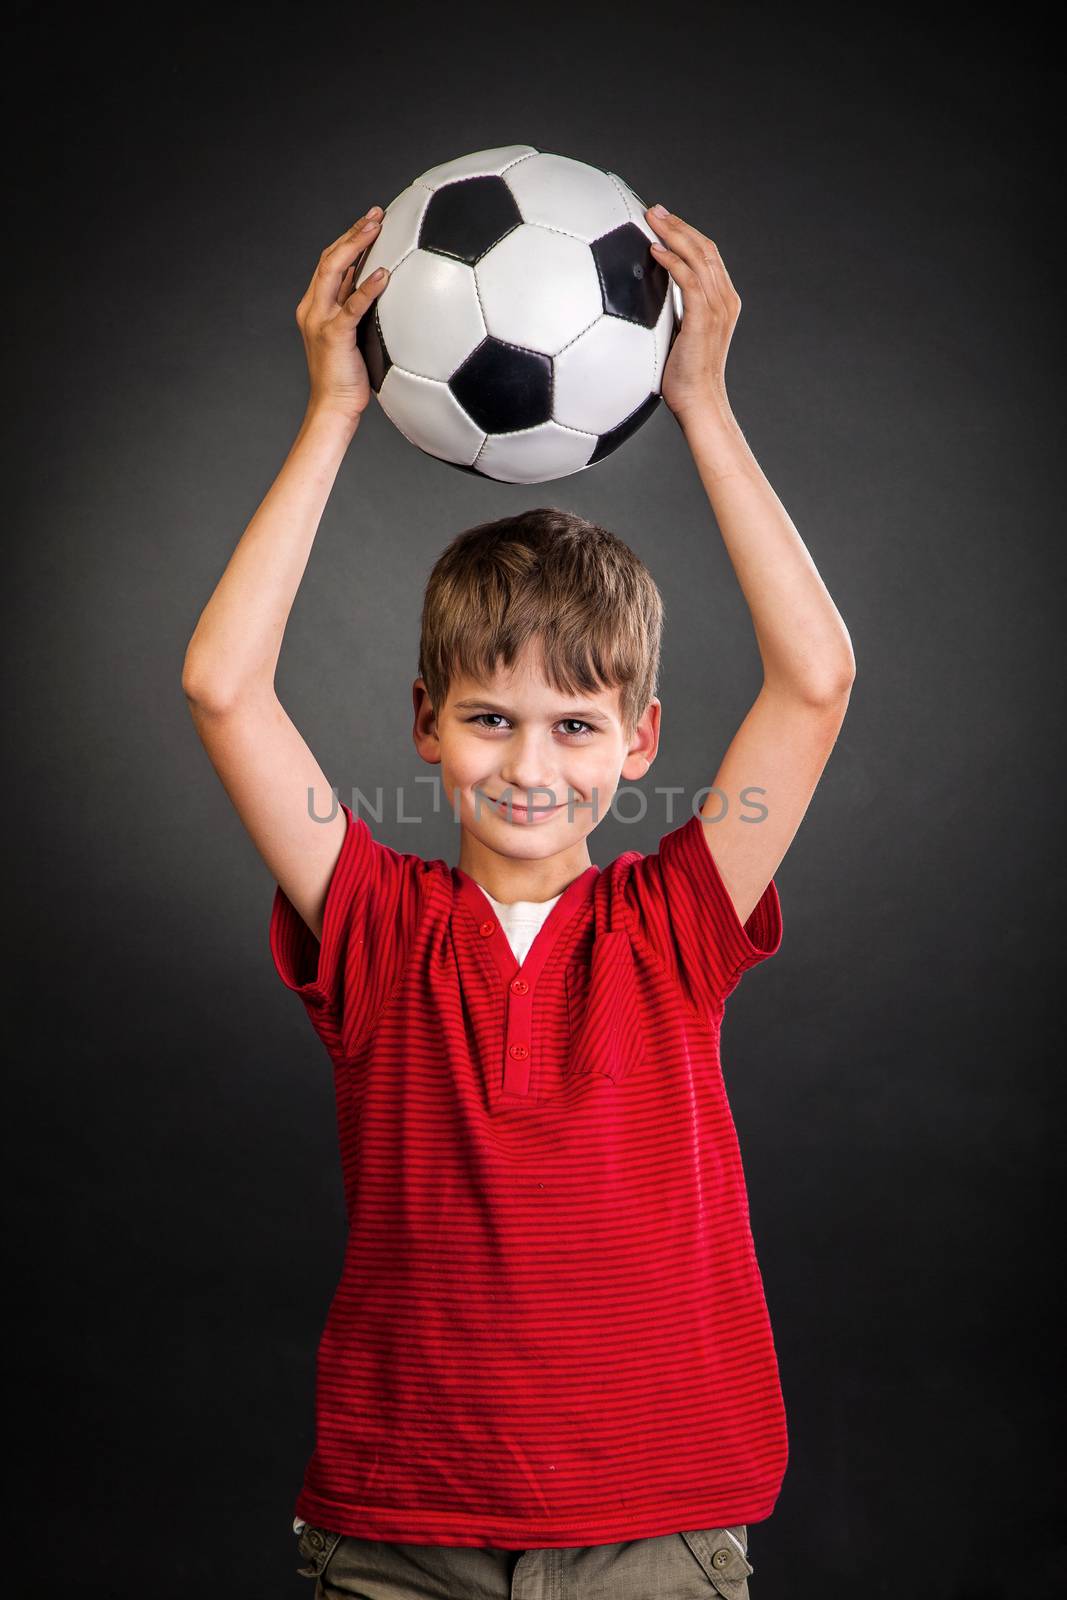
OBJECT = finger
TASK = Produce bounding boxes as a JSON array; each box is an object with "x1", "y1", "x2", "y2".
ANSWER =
[
  {"x1": 646, "y1": 208, "x2": 715, "y2": 304},
  {"x1": 342, "y1": 263, "x2": 390, "y2": 316},
  {"x1": 340, "y1": 248, "x2": 369, "y2": 304},
  {"x1": 301, "y1": 208, "x2": 382, "y2": 311},
  {"x1": 646, "y1": 208, "x2": 729, "y2": 307},
  {"x1": 337, "y1": 261, "x2": 356, "y2": 306},
  {"x1": 309, "y1": 211, "x2": 383, "y2": 318},
  {"x1": 703, "y1": 238, "x2": 739, "y2": 304},
  {"x1": 647, "y1": 244, "x2": 713, "y2": 326},
  {"x1": 340, "y1": 247, "x2": 372, "y2": 306},
  {"x1": 324, "y1": 204, "x2": 384, "y2": 256},
  {"x1": 337, "y1": 241, "x2": 372, "y2": 305},
  {"x1": 647, "y1": 232, "x2": 711, "y2": 314}
]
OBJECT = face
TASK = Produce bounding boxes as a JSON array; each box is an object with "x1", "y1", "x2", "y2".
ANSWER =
[{"x1": 412, "y1": 638, "x2": 660, "y2": 865}]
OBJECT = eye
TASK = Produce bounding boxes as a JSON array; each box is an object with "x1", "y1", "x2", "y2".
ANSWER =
[{"x1": 465, "y1": 714, "x2": 595, "y2": 740}]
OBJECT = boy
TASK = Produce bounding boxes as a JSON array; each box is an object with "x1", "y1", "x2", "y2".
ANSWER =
[{"x1": 183, "y1": 200, "x2": 854, "y2": 1598}]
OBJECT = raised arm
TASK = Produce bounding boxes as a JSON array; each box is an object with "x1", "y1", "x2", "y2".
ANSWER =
[
  {"x1": 646, "y1": 205, "x2": 856, "y2": 928},
  {"x1": 181, "y1": 206, "x2": 390, "y2": 941}
]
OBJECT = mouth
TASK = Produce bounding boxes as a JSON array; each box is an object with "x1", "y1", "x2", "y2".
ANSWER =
[{"x1": 482, "y1": 792, "x2": 565, "y2": 824}]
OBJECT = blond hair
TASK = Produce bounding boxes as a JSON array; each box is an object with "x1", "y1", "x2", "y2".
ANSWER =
[{"x1": 418, "y1": 507, "x2": 663, "y2": 742}]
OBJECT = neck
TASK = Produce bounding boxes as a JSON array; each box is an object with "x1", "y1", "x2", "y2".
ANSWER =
[{"x1": 458, "y1": 830, "x2": 593, "y2": 903}]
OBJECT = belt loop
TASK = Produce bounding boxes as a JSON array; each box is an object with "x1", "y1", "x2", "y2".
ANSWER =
[{"x1": 295, "y1": 1524, "x2": 343, "y2": 1578}]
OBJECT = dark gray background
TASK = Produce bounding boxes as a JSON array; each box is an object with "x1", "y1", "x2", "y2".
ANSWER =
[{"x1": 8, "y1": 3, "x2": 1063, "y2": 1595}]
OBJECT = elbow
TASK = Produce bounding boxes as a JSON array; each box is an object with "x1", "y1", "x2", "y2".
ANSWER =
[
  {"x1": 181, "y1": 655, "x2": 238, "y2": 714},
  {"x1": 182, "y1": 660, "x2": 274, "y2": 715},
  {"x1": 811, "y1": 662, "x2": 856, "y2": 708},
  {"x1": 806, "y1": 672, "x2": 857, "y2": 710},
  {"x1": 806, "y1": 640, "x2": 858, "y2": 708},
  {"x1": 181, "y1": 653, "x2": 210, "y2": 707},
  {"x1": 771, "y1": 658, "x2": 856, "y2": 710}
]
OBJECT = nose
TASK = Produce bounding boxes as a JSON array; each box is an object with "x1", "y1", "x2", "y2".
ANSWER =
[{"x1": 499, "y1": 734, "x2": 558, "y2": 805}]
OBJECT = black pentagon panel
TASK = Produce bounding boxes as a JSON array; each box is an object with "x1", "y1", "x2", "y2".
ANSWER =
[
  {"x1": 592, "y1": 223, "x2": 670, "y2": 328},
  {"x1": 449, "y1": 338, "x2": 553, "y2": 433},
  {"x1": 587, "y1": 391, "x2": 662, "y2": 465},
  {"x1": 418, "y1": 176, "x2": 523, "y2": 265},
  {"x1": 355, "y1": 303, "x2": 391, "y2": 393}
]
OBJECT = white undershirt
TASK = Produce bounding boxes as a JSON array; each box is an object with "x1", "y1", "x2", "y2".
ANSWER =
[
  {"x1": 293, "y1": 880, "x2": 562, "y2": 1538},
  {"x1": 476, "y1": 885, "x2": 564, "y2": 967}
]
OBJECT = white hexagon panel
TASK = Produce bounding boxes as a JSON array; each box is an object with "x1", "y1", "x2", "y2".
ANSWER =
[{"x1": 355, "y1": 145, "x2": 682, "y2": 484}]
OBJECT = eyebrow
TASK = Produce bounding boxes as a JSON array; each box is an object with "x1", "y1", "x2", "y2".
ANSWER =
[{"x1": 453, "y1": 699, "x2": 613, "y2": 726}]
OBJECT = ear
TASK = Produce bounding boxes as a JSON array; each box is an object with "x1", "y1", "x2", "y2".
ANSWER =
[
  {"x1": 620, "y1": 696, "x2": 661, "y2": 780},
  {"x1": 412, "y1": 677, "x2": 441, "y2": 762}
]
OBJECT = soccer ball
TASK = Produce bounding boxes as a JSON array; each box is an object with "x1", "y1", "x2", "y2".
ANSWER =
[{"x1": 354, "y1": 145, "x2": 683, "y2": 485}]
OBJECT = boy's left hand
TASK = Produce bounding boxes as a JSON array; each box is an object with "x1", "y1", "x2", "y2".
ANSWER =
[{"x1": 645, "y1": 205, "x2": 741, "y2": 426}]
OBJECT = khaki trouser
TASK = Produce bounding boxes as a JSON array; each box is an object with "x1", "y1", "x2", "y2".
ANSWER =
[{"x1": 295, "y1": 1519, "x2": 753, "y2": 1598}]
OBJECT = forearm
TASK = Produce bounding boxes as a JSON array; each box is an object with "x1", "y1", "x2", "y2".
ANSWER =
[
  {"x1": 679, "y1": 403, "x2": 856, "y2": 702},
  {"x1": 182, "y1": 403, "x2": 359, "y2": 706}
]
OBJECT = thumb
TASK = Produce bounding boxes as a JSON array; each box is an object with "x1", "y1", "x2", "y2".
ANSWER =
[{"x1": 345, "y1": 265, "x2": 389, "y2": 315}]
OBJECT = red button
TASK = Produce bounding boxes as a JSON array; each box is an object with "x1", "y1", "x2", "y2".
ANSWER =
[
  {"x1": 508, "y1": 1043, "x2": 529, "y2": 1060},
  {"x1": 510, "y1": 978, "x2": 529, "y2": 995},
  {"x1": 479, "y1": 919, "x2": 495, "y2": 936}
]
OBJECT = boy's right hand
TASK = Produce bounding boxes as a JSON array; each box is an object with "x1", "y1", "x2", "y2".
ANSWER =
[{"x1": 296, "y1": 207, "x2": 390, "y2": 423}]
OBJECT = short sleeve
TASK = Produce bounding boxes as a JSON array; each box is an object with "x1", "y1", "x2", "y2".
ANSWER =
[
  {"x1": 269, "y1": 802, "x2": 424, "y2": 1062},
  {"x1": 621, "y1": 811, "x2": 783, "y2": 1016}
]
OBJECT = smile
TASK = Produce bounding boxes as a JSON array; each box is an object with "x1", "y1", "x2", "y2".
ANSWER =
[{"x1": 482, "y1": 793, "x2": 565, "y2": 824}]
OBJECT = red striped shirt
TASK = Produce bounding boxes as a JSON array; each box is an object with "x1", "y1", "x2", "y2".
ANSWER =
[{"x1": 270, "y1": 802, "x2": 786, "y2": 1548}]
